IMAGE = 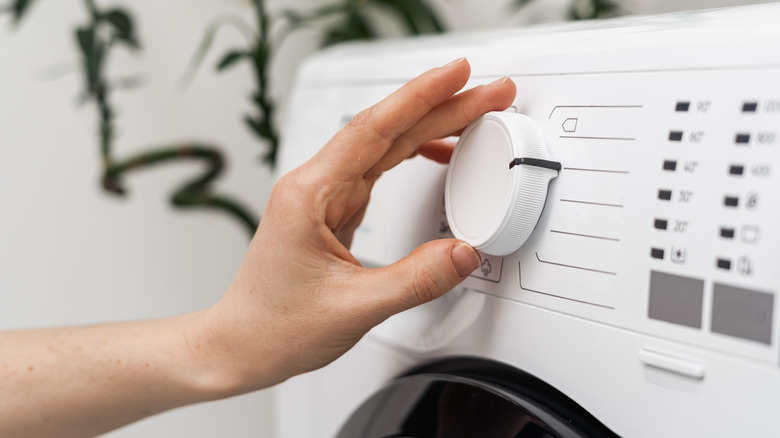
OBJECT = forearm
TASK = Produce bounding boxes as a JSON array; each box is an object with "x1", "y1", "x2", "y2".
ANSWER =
[{"x1": 0, "y1": 312, "x2": 227, "y2": 438}]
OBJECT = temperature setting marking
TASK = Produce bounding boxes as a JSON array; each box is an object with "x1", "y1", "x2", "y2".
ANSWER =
[
  {"x1": 742, "y1": 101, "x2": 758, "y2": 113},
  {"x1": 654, "y1": 219, "x2": 668, "y2": 230},
  {"x1": 675, "y1": 101, "x2": 691, "y2": 112},
  {"x1": 717, "y1": 258, "x2": 732, "y2": 270},
  {"x1": 651, "y1": 248, "x2": 665, "y2": 260},
  {"x1": 663, "y1": 160, "x2": 677, "y2": 171}
]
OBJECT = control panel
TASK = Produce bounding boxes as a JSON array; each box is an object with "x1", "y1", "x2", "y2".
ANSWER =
[
  {"x1": 277, "y1": 5, "x2": 780, "y2": 366},
  {"x1": 465, "y1": 69, "x2": 780, "y2": 363}
]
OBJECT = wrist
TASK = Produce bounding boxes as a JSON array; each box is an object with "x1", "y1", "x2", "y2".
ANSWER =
[{"x1": 181, "y1": 304, "x2": 291, "y2": 400}]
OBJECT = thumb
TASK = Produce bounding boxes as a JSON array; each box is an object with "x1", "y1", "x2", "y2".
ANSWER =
[{"x1": 366, "y1": 239, "x2": 481, "y2": 317}]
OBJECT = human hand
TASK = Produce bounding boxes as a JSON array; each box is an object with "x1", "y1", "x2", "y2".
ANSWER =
[{"x1": 189, "y1": 58, "x2": 517, "y2": 396}]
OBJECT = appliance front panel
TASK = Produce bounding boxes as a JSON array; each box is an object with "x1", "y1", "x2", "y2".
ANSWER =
[{"x1": 276, "y1": 5, "x2": 780, "y2": 437}]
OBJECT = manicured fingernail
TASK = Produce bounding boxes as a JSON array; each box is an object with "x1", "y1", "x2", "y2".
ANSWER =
[
  {"x1": 451, "y1": 243, "x2": 481, "y2": 278},
  {"x1": 443, "y1": 57, "x2": 467, "y2": 68},
  {"x1": 489, "y1": 76, "x2": 510, "y2": 86}
]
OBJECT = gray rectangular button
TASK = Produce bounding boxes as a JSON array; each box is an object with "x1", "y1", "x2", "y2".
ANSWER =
[
  {"x1": 648, "y1": 271, "x2": 704, "y2": 329},
  {"x1": 712, "y1": 283, "x2": 774, "y2": 345}
]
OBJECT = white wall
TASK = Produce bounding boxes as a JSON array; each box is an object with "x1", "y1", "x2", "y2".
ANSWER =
[
  {"x1": 0, "y1": 0, "x2": 275, "y2": 436},
  {"x1": 0, "y1": 0, "x2": 772, "y2": 437}
]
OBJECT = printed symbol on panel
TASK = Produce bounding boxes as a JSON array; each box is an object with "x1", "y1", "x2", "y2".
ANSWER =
[
  {"x1": 737, "y1": 256, "x2": 754, "y2": 276},
  {"x1": 745, "y1": 192, "x2": 759, "y2": 210},
  {"x1": 671, "y1": 247, "x2": 687, "y2": 264},
  {"x1": 741, "y1": 225, "x2": 759, "y2": 244},
  {"x1": 481, "y1": 259, "x2": 493, "y2": 276},
  {"x1": 562, "y1": 118, "x2": 578, "y2": 133}
]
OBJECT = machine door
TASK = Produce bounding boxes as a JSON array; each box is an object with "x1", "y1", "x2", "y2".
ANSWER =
[{"x1": 336, "y1": 358, "x2": 618, "y2": 438}]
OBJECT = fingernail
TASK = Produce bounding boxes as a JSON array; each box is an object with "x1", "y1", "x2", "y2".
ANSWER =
[
  {"x1": 443, "y1": 57, "x2": 466, "y2": 68},
  {"x1": 489, "y1": 76, "x2": 510, "y2": 86},
  {"x1": 451, "y1": 243, "x2": 481, "y2": 278}
]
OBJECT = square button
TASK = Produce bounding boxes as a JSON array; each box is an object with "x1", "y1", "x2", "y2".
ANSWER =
[
  {"x1": 712, "y1": 283, "x2": 773, "y2": 344},
  {"x1": 649, "y1": 271, "x2": 704, "y2": 329}
]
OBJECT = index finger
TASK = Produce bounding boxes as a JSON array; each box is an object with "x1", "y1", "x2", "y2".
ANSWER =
[{"x1": 316, "y1": 58, "x2": 471, "y2": 177}]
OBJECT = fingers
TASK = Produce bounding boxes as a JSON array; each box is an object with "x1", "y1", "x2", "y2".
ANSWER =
[
  {"x1": 360, "y1": 239, "x2": 481, "y2": 318},
  {"x1": 317, "y1": 58, "x2": 472, "y2": 178},
  {"x1": 413, "y1": 139, "x2": 456, "y2": 164},
  {"x1": 368, "y1": 76, "x2": 516, "y2": 175}
]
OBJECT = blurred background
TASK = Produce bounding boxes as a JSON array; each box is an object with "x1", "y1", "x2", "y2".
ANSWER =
[{"x1": 0, "y1": 0, "x2": 773, "y2": 436}]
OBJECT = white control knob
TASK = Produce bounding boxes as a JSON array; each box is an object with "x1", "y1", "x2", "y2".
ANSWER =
[{"x1": 444, "y1": 112, "x2": 560, "y2": 256}]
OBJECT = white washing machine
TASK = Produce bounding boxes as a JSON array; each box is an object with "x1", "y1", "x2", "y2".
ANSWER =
[{"x1": 275, "y1": 4, "x2": 780, "y2": 437}]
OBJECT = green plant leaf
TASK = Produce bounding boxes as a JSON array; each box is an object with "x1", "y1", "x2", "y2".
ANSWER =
[
  {"x1": 75, "y1": 27, "x2": 96, "y2": 57},
  {"x1": 322, "y1": 10, "x2": 375, "y2": 46},
  {"x1": 216, "y1": 50, "x2": 249, "y2": 71},
  {"x1": 9, "y1": 0, "x2": 37, "y2": 23},
  {"x1": 102, "y1": 8, "x2": 140, "y2": 48},
  {"x1": 75, "y1": 26, "x2": 104, "y2": 87},
  {"x1": 180, "y1": 14, "x2": 254, "y2": 87},
  {"x1": 371, "y1": 0, "x2": 445, "y2": 34},
  {"x1": 244, "y1": 114, "x2": 272, "y2": 139},
  {"x1": 512, "y1": 0, "x2": 537, "y2": 9},
  {"x1": 569, "y1": 0, "x2": 620, "y2": 20}
]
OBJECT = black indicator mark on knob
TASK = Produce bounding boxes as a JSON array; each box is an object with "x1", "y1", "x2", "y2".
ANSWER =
[{"x1": 509, "y1": 158, "x2": 562, "y2": 171}]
